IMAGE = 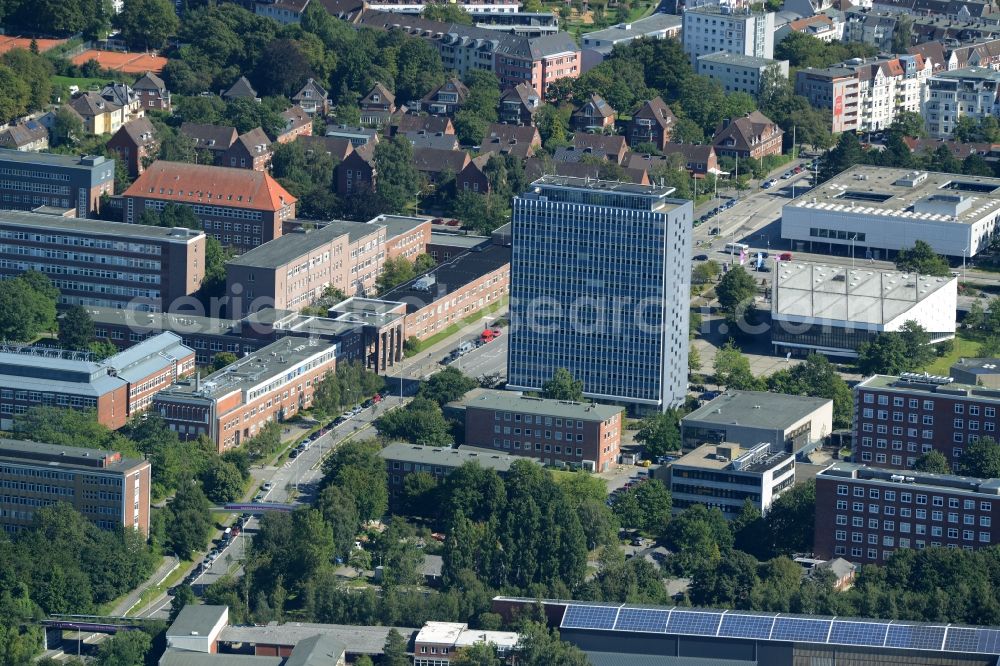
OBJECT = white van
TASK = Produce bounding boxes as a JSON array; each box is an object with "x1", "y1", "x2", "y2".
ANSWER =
[{"x1": 723, "y1": 242, "x2": 750, "y2": 254}]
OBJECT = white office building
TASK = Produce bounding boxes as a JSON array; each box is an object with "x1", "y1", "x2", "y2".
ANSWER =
[
  {"x1": 923, "y1": 67, "x2": 1000, "y2": 139},
  {"x1": 782, "y1": 166, "x2": 1000, "y2": 258},
  {"x1": 682, "y1": 1, "x2": 775, "y2": 61},
  {"x1": 507, "y1": 176, "x2": 692, "y2": 413},
  {"x1": 667, "y1": 442, "x2": 796, "y2": 518},
  {"x1": 771, "y1": 261, "x2": 957, "y2": 357},
  {"x1": 696, "y1": 52, "x2": 789, "y2": 97}
]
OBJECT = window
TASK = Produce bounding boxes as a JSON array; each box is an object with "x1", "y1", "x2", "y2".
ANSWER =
[{"x1": 837, "y1": 484, "x2": 848, "y2": 495}]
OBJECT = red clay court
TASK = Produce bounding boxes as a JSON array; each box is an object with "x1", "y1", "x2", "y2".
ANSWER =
[
  {"x1": 0, "y1": 36, "x2": 67, "y2": 55},
  {"x1": 71, "y1": 49, "x2": 168, "y2": 74}
]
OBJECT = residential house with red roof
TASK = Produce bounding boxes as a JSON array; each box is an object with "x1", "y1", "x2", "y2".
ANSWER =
[
  {"x1": 107, "y1": 117, "x2": 158, "y2": 178},
  {"x1": 133, "y1": 71, "x2": 171, "y2": 112},
  {"x1": 626, "y1": 146, "x2": 719, "y2": 178},
  {"x1": 479, "y1": 123, "x2": 541, "y2": 159},
  {"x1": 221, "y1": 128, "x2": 273, "y2": 171},
  {"x1": 627, "y1": 97, "x2": 676, "y2": 151},
  {"x1": 418, "y1": 78, "x2": 468, "y2": 117},
  {"x1": 360, "y1": 82, "x2": 397, "y2": 126},
  {"x1": 180, "y1": 123, "x2": 238, "y2": 163},
  {"x1": 571, "y1": 93, "x2": 616, "y2": 132},
  {"x1": 498, "y1": 82, "x2": 541, "y2": 126},
  {"x1": 713, "y1": 111, "x2": 784, "y2": 160},
  {"x1": 122, "y1": 161, "x2": 296, "y2": 252},
  {"x1": 275, "y1": 105, "x2": 312, "y2": 144}
]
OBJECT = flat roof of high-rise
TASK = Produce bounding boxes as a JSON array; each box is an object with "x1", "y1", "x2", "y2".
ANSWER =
[
  {"x1": 0, "y1": 210, "x2": 204, "y2": 243},
  {"x1": 458, "y1": 389, "x2": 622, "y2": 421},
  {"x1": 819, "y1": 461, "x2": 1000, "y2": 496}
]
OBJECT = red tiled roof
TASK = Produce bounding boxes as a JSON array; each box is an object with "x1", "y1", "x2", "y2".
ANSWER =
[{"x1": 123, "y1": 161, "x2": 296, "y2": 211}]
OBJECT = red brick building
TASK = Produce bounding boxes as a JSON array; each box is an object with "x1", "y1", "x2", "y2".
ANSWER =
[
  {"x1": 153, "y1": 338, "x2": 337, "y2": 451},
  {"x1": 0, "y1": 440, "x2": 151, "y2": 535},
  {"x1": 107, "y1": 116, "x2": 158, "y2": 178},
  {"x1": 0, "y1": 332, "x2": 194, "y2": 431},
  {"x1": 123, "y1": 161, "x2": 297, "y2": 253},
  {"x1": 814, "y1": 462, "x2": 1000, "y2": 565},
  {"x1": 221, "y1": 127, "x2": 272, "y2": 171},
  {"x1": 627, "y1": 97, "x2": 677, "y2": 151},
  {"x1": 854, "y1": 373, "x2": 1000, "y2": 472},
  {"x1": 460, "y1": 389, "x2": 623, "y2": 471}
]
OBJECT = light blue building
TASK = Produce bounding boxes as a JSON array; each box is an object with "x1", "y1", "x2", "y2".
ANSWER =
[{"x1": 507, "y1": 176, "x2": 692, "y2": 413}]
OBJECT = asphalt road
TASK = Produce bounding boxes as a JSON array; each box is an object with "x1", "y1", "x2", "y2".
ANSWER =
[{"x1": 450, "y1": 334, "x2": 508, "y2": 380}]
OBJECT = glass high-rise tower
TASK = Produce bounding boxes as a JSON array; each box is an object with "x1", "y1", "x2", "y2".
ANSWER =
[{"x1": 507, "y1": 176, "x2": 692, "y2": 413}]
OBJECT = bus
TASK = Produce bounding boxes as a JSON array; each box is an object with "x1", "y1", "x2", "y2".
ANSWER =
[{"x1": 723, "y1": 242, "x2": 750, "y2": 254}]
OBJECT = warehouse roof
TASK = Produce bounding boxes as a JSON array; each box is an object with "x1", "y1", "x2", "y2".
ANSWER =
[
  {"x1": 0, "y1": 210, "x2": 204, "y2": 243},
  {"x1": 219, "y1": 623, "x2": 415, "y2": 654}
]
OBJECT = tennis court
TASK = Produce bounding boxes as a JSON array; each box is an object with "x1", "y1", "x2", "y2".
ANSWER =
[
  {"x1": 0, "y1": 36, "x2": 67, "y2": 55},
  {"x1": 71, "y1": 49, "x2": 168, "y2": 74}
]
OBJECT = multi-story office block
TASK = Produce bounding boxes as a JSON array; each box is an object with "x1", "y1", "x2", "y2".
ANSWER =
[
  {"x1": 458, "y1": 389, "x2": 624, "y2": 471},
  {"x1": 0, "y1": 332, "x2": 194, "y2": 430},
  {"x1": 0, "y1": 439, "x2": 150, "y2": 535},
  {"x1": 696, "y1": 52, "x2": 789, "y2": 98},
  {"x1": 667, "y1": 442, "x2": 795, "y2": 518},
  {"x1": 854, "y1": 372, "x2": 1000, "y2": 472},
  {"x1": 153, "y1": 337, "x2": 338, "y2": 451},
  {"x1": 122, "y1": 161, "x2": 297, "y2": 253},
  {"x1": 682, "y1": 2, "x2": 775, "y2": 61},
  {"x1": 815, "y1": 462, "x2": 1000, "y2": 565},
  {"x1": 923, "y1": 67, "x2": 1000, "y2": 138},
  {"x1": 0, "y1": 149, "x2": 115, "y2": 218},
  {"x1": 794, "y1": 67, "x2": 860, "y2": 133},
  {"x1": 507, "y1": 176, "x2": 692, "y2": 413},
  {"x1": 225, "y1": 220, "x2": 387, "y2": 313},
  {"x1": 0, "y1": 210, "x2": 205, "y2": 312}
]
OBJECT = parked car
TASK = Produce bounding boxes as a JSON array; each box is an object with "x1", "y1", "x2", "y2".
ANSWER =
[
  {"x1": 262, "y1": 482, "x2": 274, "y2": 491},
  {"x1": 781, "y1": 171, "x2": 793, "y2": 179},
  {"x1": 779, "y1": 252, "x2": 793, "y2": 261},
  {"x1": 693, "y1": 254, "x2": 708, "y2": 261}
]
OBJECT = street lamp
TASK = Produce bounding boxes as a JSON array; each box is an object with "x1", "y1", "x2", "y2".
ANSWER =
[
  {"x1": 850, "y1": 233, "x2": 858, "y2": 269},
  {"x1": 963, "y1": 245, "x2": 969, "y2": 281}
]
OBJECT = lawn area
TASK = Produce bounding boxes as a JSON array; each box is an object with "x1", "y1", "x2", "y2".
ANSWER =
[
  {"x1": 924, "y1": 333, "x2": 982, "y2": 376},
  {"x1": 52, "y1": 74, "x2": 110, "y2": 93},
  {"x1": 409, "y1": 296, "x2": 509, "y2": 353}
]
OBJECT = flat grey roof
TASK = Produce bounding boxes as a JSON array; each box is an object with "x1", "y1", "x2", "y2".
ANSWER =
[
  {"x1": 787, "y1": 165, "x2": 1000, "y2": 224},
  {"x1": 0, "y1": 438, "x2": 146, "y2": 474},
  {"x1": 166, "y1": 605, "x2": 228, "y2": 638},
  {"x1": 429, "y1": 231, "x2": 492, "y2": 249},
  {"x1": 856, "y1": 374, "x2": 1000, "y2": 402},
  {"x1": 773, "y1": 262, "x2": 955, "y2": 325},
  {"x1": 0, "y1": 149, "x2": 109, "y2": 169},
  {"x1": 83, "y1": 306, "x2": 242, "y2": 335},
  {"x1": 156, "y1": 337, "x2": 337, "y2": 400},
  {"x1": 331, "y1": 297, "x2": 401, "y2": 316},
  {"x1": 531, "y1": 174, "x2": 675, "y2": 197},
  {"x1": 219, "y1": 623, "x2": 416, "y2": 654},
  {"x1": 160, "y1": 651, "x2": 280, "y2": 666},
  {"x1": 933, "y1": 66, "x2": 1000, "y2": 81},
  {"x1": 951, "y1": 357, "x2": 1000, "y2": 375},
  {"x1": 228, "y1": 221, "x2": 383, "y2": 269},
  {"x1": 697, "y1": 51, "x2": 782, "y2": 67},
  {"x1": 683, "y1": 390, "x2": 831, "y2": 430},
  {"x1": 380, "y1": 243, "x2": 510, "y2": 314},
  {"x1": 586, "y1": 654, "x2": 756, "y2": 666},
  {"x1": 0, "y1": 210, "x2": 204, "y2": 243},
  {"x1": 380, "y1": 442, "x2": 526, "y2": 472},
  {"x1": 819, "y1": 461, "x2": 1000, "y2": 495},
  {"x1": 671, "y1": 442, "x2": 793, "y2": 474},
  {"x1": 368, "y1": 214, "x2": 428, "y2": 239},
  {"x1": 582, "y1": 12, "x2": 681, "y2": 41},
  {"x1": 458, "y1": 388, "x2": 622, "y2": 421}
]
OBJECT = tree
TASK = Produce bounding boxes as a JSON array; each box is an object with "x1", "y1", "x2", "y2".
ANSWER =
[
  {"x1": 322, "y1": 439, "x2": 388, "y2": 521},
  {"x1": 374, "y1": 396, "x2": 453, "y2": 446},
  {"x1": 0, "y1": 271, "x2": 58, "y2": 341},
  {"x1": 373, "y1": 136, "x2": 420, "y2": 214},
  {"x1": 453, "y1": 642, "x2": 502, "y2": 666},
  {"x1": 116, "y1": 0, "x2": 179, "y2": 50},
  {"x1": 690, "y1": 549, "x2": 760, "y2": 608},
  {"x1": 635, "y1": 410, "x2": 682, "y2": 457},
  {"x1": 52, "y1": 106, "x2": 84, "y2": 147},
  {"x1": 895, "y1": 240, "x2": 951, "y2": 277},
  {"x1": 94, "y1": 628, "x2": 152, "y2": 666},
  {"x1": 631, "y1": 479, "x2": 672, "y2": 534},
  {"x1": 1, "y1": 48, "x2": 53, "y2": 114},
  {"x1": 58, "y1": 306, "x2": 96, "y2": 351},
  {"x1": 202, "y1": 459, "x2": 246, "y2": 503},
  {"x1": 663, "y1": 504, "x2": 732, "y2": 575},
  {"x1": 766, "y1": 354, "x2": 853, "y2": 429},
  {"x1": 763, "y1": 481, "x2": 815, "y2": 557},
  {"x1": 966, "y1": 299, "x2": 986, "y2": 333},
  {"x1": 213, "y1": 352, "x2": 238, "y2": 371},
  {"x1": 0, "y1": 64, "x2": 30, "y2": 124},
  {"x1": 716, "y1": 265, "x2": 757, "y2": 319},
  {"x1": 383, "y1": 629, "x2": 410, "y2": 666},
  {"x1": 960, "y1": 437, "x2": 1000, "y2": 478},
  {"x1": 693, "y1": 260, "x2": 721, "y2": 285},
  {"x1": 513, "y1": 623, "x2": 590, "y2": 666},
  {"x1": 542, "y1": 368, "x2": 584, "y2": 401},
  {"x1": 857, "y1": 332, "x2": 910, "y2": 376},
  {"x1": 914, "y1": 450, "x2": 950, "y2": 474},
  {"x1": 166, "y1": 483, "x2": 213, "y2": 559},
  {"x1": 451, "y1": 191, "x2": 509, "y2": 235},
  {"x1": 423, "y1": 2, "x2": 473, "y2": 22},
  {"x1": 891, "y1": 13, "x2": 913, "y2": 53},
  {"x1": 419, "y1": 367, "x2": 479, "y2": 406},
  {"x1": 168, "y1": 585, "x2": 197, "y2": 622},
  {"x1": 713, "y1": 341, "x2": 761, "y2": 390},
  {"x1": 898, "y1": 320, "x2": 936, "y2": 369},
  {"x1": 251, "y1": 39, "x2": 315, "y2": 98}
]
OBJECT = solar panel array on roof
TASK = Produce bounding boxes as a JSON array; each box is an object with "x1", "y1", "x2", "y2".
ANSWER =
[{"x1": 556, "y1": 603, "x2": 1000, "y2": 655}]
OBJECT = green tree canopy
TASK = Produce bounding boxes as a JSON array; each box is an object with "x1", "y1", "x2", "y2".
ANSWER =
[
  {"x1": 419, "y1": 367, "x2": 479, "y2": 406},
  {"x1": 374, "y1": 396, "x2": 453, "y2": 446},
  {"x1": 635, "y1": 410, "x2": 683, "y2": 457},
  {"x1": 960, "y1": 437, "x2": 1000, "y2": 478},
  {"x1": 116, "y1": 0, "x2": 179, "y2": 50},
  {"x1": 914, "y1": 450, "x2": 950, "y2": 474},
  {"x1": 542, "y1": 368, "x2": 584, "y2": 401},
  {"x1": 766, "y1": 354, "x2": 852, "y2": 429},
  {"x1": 58, "y1": 306, "x2": 96, "y2": 351},
  {"x1": 895, "y1": 240, "x2": 951, "y2": 277}
]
